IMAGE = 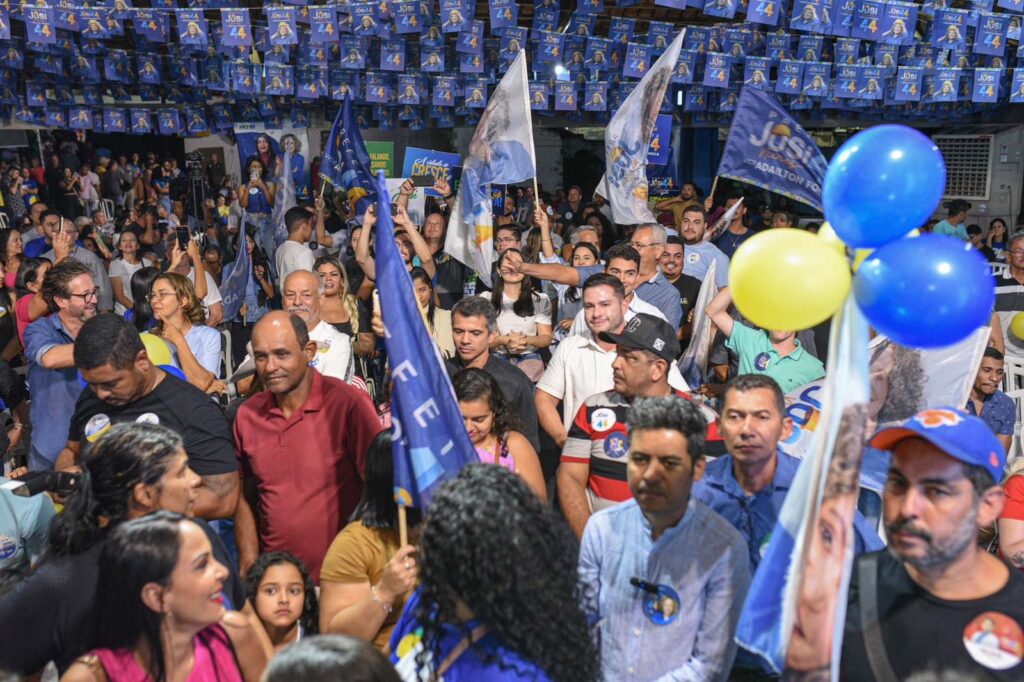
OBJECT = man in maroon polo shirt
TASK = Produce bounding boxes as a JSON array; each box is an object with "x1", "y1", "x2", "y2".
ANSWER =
[{"x1": 234, "y1": 311, "x2": 381, "y2": 581}]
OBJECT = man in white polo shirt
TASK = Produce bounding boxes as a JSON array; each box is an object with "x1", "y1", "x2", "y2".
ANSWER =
[{"x1": 282, "y1": 270, "x2": 353, "y2": 382}]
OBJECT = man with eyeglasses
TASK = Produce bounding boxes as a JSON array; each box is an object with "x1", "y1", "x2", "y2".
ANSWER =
[
  {"x1": 966, "y1": 347, "x2": 1014, "y2": 452},
  {"x1": 626, "y1": 223, "x2": 683, "y2": 329},
  {"x1": 995, "y1": 232, "x2": 1024, "y2": 356},
  {"x1": 38, "y1": 210, "x2": 113, "y2": 312},
  {"x1": 23, "y1": 261, "x2": 98, "y2": 470}
]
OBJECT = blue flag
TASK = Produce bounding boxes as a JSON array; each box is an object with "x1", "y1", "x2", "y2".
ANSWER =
[
  {"x1": 220, "y1": 231, "x2": 251, "y2": 323},
  {"x1": 321, "y1": 94, "x2": 376, "y2": 216},
  {"x1": 716, "y1": 87, "x2": 827, "y2": 211},
  {"x1": 372, "y1": 171, "x2": 478, "y2": 510}
]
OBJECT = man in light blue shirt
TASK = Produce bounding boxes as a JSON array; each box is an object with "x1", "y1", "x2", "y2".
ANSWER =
[
  {"x1": 0, "y1": 477, "x2": 56, "y2": 571},
  {"x1": 693, "y1": 374, "x2": 883, "y2": 573},
  {"x1": 932, "y1": 199, "x2": 970, "y2": 240},
  {"x1": 680, "y1": 204, "x2": 730, "y2": 288},
  {"x1": 579, "y1": 395, "x2": 750, "y2": 681}
]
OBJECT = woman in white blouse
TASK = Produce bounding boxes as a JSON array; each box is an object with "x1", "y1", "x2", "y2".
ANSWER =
[
  {"x1": 490, "y1": 249, "x2": 552, "y2": 382},
  {"x1": 109, "y1": 232, "x2": 153, "y2": 315}
]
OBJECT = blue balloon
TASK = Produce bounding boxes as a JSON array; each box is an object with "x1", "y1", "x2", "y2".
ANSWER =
[
  {"x1": 854, "y1": 235, "x2": 994, "y2": 349},
  {"x1": 824, "y1": 125, "x2": 946, "y2": 248}
]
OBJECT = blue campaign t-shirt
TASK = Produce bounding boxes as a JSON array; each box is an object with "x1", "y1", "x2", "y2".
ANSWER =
[{"x1": 389, "y1": 590, "x2": 552, "y2": 681}]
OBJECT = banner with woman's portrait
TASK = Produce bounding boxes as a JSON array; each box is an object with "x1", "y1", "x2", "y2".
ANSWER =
[{"x1": 232, "y1": 123, "x2": 313, "y2": 202}]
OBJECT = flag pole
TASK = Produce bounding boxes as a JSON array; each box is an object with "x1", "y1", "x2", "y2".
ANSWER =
[
  {"x1": 531, "y1": 176, "x2": 540, "y2": 210},
  {"x1": 708, "y1": 176, "x2": 719, "y2": 204},
  {"x1": 398, "y1": 504, "x2": 408, "y2": 546}
]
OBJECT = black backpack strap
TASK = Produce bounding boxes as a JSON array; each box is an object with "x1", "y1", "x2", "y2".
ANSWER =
[{"x1": 858, "y1": 553, "x2": 900, "y2": 682}]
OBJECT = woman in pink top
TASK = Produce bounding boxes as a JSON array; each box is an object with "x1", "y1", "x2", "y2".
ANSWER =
[
  {"x1": 13, "y1": 257, "x2": 50, "y2": 347},
  {"x1": 61, "y1": 513, "x2": 270, "y2": 682},
  {"x1": 454, "y1": 368, "x2": 546, "y2": 502},
  {"x1": 0, "y1": 228, "x2": 24, "y2": 291}
]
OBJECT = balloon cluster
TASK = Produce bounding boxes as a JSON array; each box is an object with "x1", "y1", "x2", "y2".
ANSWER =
[{"x1": 729, "y1": 124, "x2": 995, "y2": 349}]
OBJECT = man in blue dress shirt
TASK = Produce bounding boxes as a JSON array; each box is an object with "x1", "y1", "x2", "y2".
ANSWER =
[{"x1": 579, "y1": 395, "x2": 750, "y2": 681}]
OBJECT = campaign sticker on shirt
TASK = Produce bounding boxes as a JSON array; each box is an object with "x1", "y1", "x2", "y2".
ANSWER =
[
  {"x1": 0, "y1": 534, "x2": 17, "y2": 560},
  {"x1": 135, "y1": 412, "x2": 160, "y2": 425},
  {"x1": 686, "y1": 252, "x2": 700, "y2": 264},
  {"x1": 317, "y1": 340, "x2": 330, "y2": 353},
  {"x1": 963, "y1": 611, "x2": 1024, "y2": 671},
  {"x1": 642, "y1": 583, "x2": 681, "y2": 626},
  {"x1": 754, "y1": 352, "x2": 772, "y2": 371},
  {"x1": 591, "y1": 408, "x2": 617, "y2": 432},
  {"x1": 604, "y1": 431, "x2": 629, "y2": 459},
  {"x1": 84, "y1": 413, "x2": 111, "y2": 443},
  {"x1": 564, "y1": 211, "x2": 572, "y2": 220}
]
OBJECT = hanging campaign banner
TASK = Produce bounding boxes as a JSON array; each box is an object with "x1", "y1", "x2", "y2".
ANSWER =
[
  {"x1": 221, "y1": 9, "x2": 253, "y2": 46},
  {"x1": 716, "y1": 86, "x2": 828, "y2": 211},
  {"x1": 647, "y1": 114, "x2": 672, "y2": 164}
]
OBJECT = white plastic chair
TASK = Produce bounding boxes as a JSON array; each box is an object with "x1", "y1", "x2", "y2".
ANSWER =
[
  {"x1": 1004, "y1": 355, "x2": 1024, "y2": 392},
  {"x1": 102, "y1": 199, "x2": 115, "y2": 222},
  {"x1": 219, "y1": 327, "x2": 233, "y2": 380}
]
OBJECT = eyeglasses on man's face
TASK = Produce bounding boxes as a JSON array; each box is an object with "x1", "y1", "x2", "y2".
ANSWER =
[{"x1": 65, "y1": 287, "x2": 100, "y2": 302}]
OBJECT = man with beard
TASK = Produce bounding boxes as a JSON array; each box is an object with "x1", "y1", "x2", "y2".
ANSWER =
[
  {"x1": 55, "y1": 314, "x2": 239, "y2": 520},
  {"x1": 839, "y1": 408, "x2": 1024, "y2": 680},
  {"x1": 966, "y1": 348, "x2": 1014, "y2": 452},
  {"x1": 654, "y1": 180, "x2": 702, "y2": 231},
  {"x1": 679, "y1": 205, "x2": 730, "y2": 288}
]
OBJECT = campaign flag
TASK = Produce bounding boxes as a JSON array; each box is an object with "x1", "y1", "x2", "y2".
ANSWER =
[
  {"x1": 310, "y1": 7, "x2": 338, "y2": 44},
  {"x1": 677, "y1": 260, "x2": 719, "y2": 388},
  {"x1": 836, "y1": 65, "x2": 860, "y2": 98},
  {"x1": 625, "y1": 43, "x2": 654, "y2": 79},
  {"x1": 976, "y1": 12, "x2": 1009, "y2": 57},
  {"x1": 321, "y1": 93, "x2": 377, "y2": 216},
  {"x1": 748, "y1": 0, "x2": 781, "y2": 26},
  {"x1": 595, "y1": 29, "x2": 683, "y2": 225},
  {"x1": 648, "y1": 114, "x2": 672, "y2": 165},
  {"x1": 104, "y1": 108, "x2": 126, "y2": 133},
  {"x1": 220, "y1": 231, "x2": 251, "y2": 323},
  {"x1": 736, "y1": 297, "x2": 871, "y2": 676},
  {"x1": 881, "y1": 1, "x2": 916, "y2": 45},
  {"x1": 744, "y1": 57, "x2": 772, "y2": 90},
  {"x1": 221, "y1": 9, "x2": 252, "y2": 46},
  {"x1": 1011, "y1": 69, "x2": 1024, "y2": 102},
  {"x1": 584, "y1": 82, "x2": 608, "y2": 110},
  {"x1": 896, "y1": 66, "x2": 923, "y2": 101},
  {"x1": 134, "y1": 9, "x2": 168, "y2": 42},
  {"x1": 373, "y1": 171, "x2": 478, "y2": 510},
  {"x1": 130, "y1": 109, "x2": 151, "y2": 133},
  {"x1": 490, "y1": 0, "x2": 518, "y2": 29},
  {"x1": 267, "y1": 8, "x2": 298, "y2": 45},
  {"x1": 176, "y1": 9, "x2": 207, "y2": 45},
  {"x1": 26, "y1": 7, "x2": 56, "y2": 45},
  {"x1": 445, "y1": 49, "x2": 536, "y2": 287},
  {"x1": 973, "y1": 67, "x2": 1000, "y2": 102},
  {"x1": 716, "y1": 87, "x2": 827, "y2": 211}
]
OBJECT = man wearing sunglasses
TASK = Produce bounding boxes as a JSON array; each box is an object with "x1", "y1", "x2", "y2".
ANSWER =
[{"x1": 23, "y1": 261, "x2": 98, "y2": 470}]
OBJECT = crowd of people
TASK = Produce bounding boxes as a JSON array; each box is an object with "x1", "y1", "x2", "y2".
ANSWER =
[{"x1": 0, "y1": 134, "x2": 1020, "y2": 682}]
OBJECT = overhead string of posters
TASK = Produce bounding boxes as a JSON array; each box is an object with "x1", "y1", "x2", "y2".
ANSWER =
[{"x1": 3, "y1": 0, "x2": 1024, "y2": 133}]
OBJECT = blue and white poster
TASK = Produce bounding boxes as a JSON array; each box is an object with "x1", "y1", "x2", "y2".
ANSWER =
[{"x1": 402, "y1": 147, "x2": 461, "y2": 196}]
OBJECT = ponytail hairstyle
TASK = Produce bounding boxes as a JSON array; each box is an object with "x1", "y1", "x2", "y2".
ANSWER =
[{"x1": 47, "y1": 422, "x2": 184, "y2": 558}]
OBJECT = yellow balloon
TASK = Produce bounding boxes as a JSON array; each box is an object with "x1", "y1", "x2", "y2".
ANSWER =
[
  {"x1": 817, "y1": 221, "x2": 847, "y2": 256},
  {"x1": 730, "y1": 228, "x2": 851, "y2": 331},
  {"x1": 1012, "y1": 313, "x2": 1024, "y2": 341},
  {"x1": 140, "y1": 332, "x2": 173, "y2": 366},
  {"x1": 852, "y1": 248, "x2": 873, "y2": 271}
]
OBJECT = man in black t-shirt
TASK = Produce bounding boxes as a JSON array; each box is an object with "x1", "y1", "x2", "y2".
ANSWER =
[
  {"x1": 660, "y1": 236, "x2": 702, "y2": 342},
  {"x1": 838, "y1": 408, "x2": 1023, "y2": 681},
  {"x1": 54, "y1": 314, "x2": 239, "y2": 520}
]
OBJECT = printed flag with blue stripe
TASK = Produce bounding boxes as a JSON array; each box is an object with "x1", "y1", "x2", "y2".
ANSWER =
[
  {"x1": 373, "y1": 171, "x2": 478, "y2": 509},
  {"x1": 321, "y1": 93, "x2": 376, "y2": 216},
  {"x1": 219, "y1": 231, "x2": 251, "y2": 323}
]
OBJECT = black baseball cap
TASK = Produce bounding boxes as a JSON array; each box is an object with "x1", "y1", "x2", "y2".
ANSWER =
[{"x1": 599, "y1": 313, "x2": 680, "y2": 363}]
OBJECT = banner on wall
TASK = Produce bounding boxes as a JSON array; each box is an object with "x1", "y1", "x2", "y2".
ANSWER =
[
  {"x1": 233, "y1": 123, "x2": 312, "y2": 201},
  {"x1": 367, "y1": 141, "x2": 396, "y2": 177}
]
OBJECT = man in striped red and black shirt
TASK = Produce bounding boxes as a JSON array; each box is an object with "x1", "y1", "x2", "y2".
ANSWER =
[{"x1": 558, "y1": 313, "x2": 700, "y2": 539}]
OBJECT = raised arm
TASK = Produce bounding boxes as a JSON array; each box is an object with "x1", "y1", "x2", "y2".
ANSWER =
[
  {"x1": 705, "y1": 286, "x2": 735, "y2": 338},
  {"x1": 535, "y1": 204, "x2": 556, "y2": 260},
  {"x1": 396, "y1": 206, "x2": 435, "y2": 278},
  {"x1": 354, "y1": 207, "x2": 377, "y2": 281},
  {"x1": 505, "y1": 249, "x2": 581, "y2": 286}
]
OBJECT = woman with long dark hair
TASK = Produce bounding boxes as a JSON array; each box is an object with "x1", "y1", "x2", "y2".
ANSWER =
[
  {"x1": 453, "y1": 368, "x2": 545, "y2": 500},
  {"x1": 245, "y1": 552, "x2": 319, "y2": 652},
  {"x1": 0, "y1": 423, "x2": 245, "y2": 676},
  {"x1": 554, "y1": 241, "x2": 600, "y2": 340},
  {"x1": 13, "y1": 256, "x2": 49, "y2": 347},
  {"x1": 490, "y1": 248, "x2": 552, "y2": 382},
  {"x1": 238, "y1": 156, "x2": 277, "y2": 263},
  {"x1": 0, "y1": 227, "x2": 24, "y2": 291},
  {"x1": 411, "y1": 267, "x2": 454, "y2": 358},
  {"x1": 320, "y1": 431, "x2": 422, "y2": 650},
  {"x1": 61, "y1": 512, "x2": 269, "y2": 682},
  {"x1": 128, "y1": 265, "x2": 163, "y2": 332},
  {"x1": 390, "y1": 465, "x2": 598, "y2": 682},
  {"x1": 108, "y1": 231, "x2": 153, "y2": 315}
]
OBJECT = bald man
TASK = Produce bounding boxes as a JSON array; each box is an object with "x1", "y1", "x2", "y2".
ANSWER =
[
  {"x1": 233, "y1": 311, "x2": 381, "y2": 580},
  {"x1": 283, "y1": 270, "x2": 354, "y2": 382}
]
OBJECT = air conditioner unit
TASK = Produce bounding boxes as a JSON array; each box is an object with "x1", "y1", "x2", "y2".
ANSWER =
[{"x1": 932, "y1": 134, "x2": 993, "y2": 201}]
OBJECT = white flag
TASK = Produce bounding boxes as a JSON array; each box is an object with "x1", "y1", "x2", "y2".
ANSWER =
[
  {"x1": 445, "y1": 50, "x2": 536, "y2": 286},
  {"x1": 597, "y1": 29, "x2": 685, "y2": 226}
]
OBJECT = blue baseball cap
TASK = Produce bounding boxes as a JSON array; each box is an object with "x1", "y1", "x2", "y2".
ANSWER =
[{"x1": 869, "y1": 407, "x2": 1005, "y2": 483}]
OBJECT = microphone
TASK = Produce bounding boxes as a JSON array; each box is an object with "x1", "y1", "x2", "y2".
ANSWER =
[{"x1": 630, "y1": 577, "x2": 659, "y2": 594}]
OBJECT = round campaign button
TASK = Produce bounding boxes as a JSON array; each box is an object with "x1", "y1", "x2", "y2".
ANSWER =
[
  {"x1": 0, "y1": 535, "x2": 16, "y2": 560},
  {"x1": 604, "y1": 431, "x2": 629, "y2": 459},
  {"x1": 84, "y1": 414, "x2": 111, "y2": 443},
  {"x1": 642, "y1": 584, "x2": 682, "y2": 626},
  {"x1": 591, "y1": 408, "x2": 616, "y2": 432},
  {"x1": 686, "y1": 252, "x2": 700, "y2": 264},
  {"x1": 136, "y1": 412, "x2": 161, "y2": 425},
  {"x1": 754, "y1": 352, "x2": 772, "y2": 371},
  {"x1": 963, "y1": 612, "x2": 1024, "y2": 671}
]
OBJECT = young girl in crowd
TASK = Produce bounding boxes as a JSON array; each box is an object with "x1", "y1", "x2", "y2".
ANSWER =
[
  {"x1": 490, "y1": 248, "x2": 552, "y2": 382},
  {"x1": 61, "y1": 512, "x2": 269, "y2": 682},
  {"x1": 453, "y1": 368, "x2": 546, "y2": 501},
  {"x1": 245, "y1": 552, "x2": 319, "y2": 653},
  {"x1": 988, "y1": 217, "x2": 1009, "y2": 257}
]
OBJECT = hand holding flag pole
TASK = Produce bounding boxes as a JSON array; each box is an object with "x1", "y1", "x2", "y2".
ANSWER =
[{"x1": 372, "y1": 170, "x2": 479, "y2": 546}]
